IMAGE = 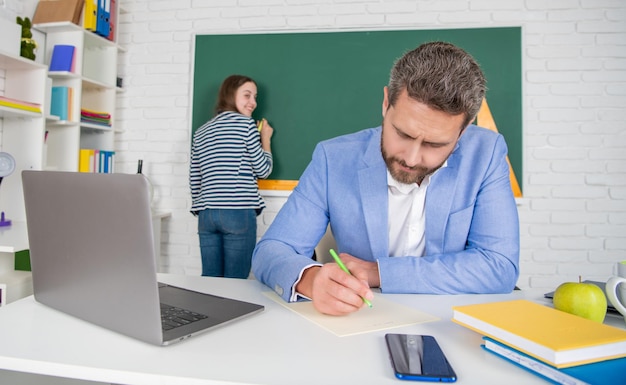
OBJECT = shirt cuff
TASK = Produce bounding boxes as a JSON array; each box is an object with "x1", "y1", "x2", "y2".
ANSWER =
[{"x1": 289, "y1": 263, "x2": 322, "y2": 302}]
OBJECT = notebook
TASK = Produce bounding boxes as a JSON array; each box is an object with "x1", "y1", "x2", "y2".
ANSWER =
[{"x1": 21, "y1": 170, "x2": 264, "y2": 346}]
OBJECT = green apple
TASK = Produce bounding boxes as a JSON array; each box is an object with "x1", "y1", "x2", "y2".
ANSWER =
[{"x1": 553, "y1": 281, "x2": 607, "y2": 323}]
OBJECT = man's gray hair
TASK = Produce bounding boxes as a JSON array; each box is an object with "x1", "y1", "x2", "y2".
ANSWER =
[{"x1": 387, "y1": 41, "x2": 486, "y2": 128}]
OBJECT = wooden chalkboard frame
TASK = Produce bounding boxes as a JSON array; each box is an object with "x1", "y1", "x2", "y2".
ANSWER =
[{"x1": 191, "y1": 28, "x2": 522, "y2": 191}]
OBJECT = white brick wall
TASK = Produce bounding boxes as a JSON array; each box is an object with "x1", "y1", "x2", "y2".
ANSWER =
[{"x1": 5, "y1": 0, "x2": 626, "y2": 291}]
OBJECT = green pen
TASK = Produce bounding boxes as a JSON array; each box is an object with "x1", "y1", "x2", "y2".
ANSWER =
[{"x1": 329, "y1": 248, "x2": 373, "y2": 307}]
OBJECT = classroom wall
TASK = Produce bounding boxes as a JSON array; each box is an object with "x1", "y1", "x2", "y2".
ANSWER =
[{"x1": 5, "y1": 0, "x2": 626, "y2": 291}]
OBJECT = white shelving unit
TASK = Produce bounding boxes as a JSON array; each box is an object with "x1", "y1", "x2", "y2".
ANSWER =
[
  {"x1": 34, "y1": 21, "x2": 119, "y2": 172},
  {"x1": 0, "y1": 50, "x2": 46, "y2": 306},
  {"x1": 0, "y1": 51, "x2": 47, "y2": 223},
  {"x1": 0, "y1": 5, "x2": 123, "y2": 305}
]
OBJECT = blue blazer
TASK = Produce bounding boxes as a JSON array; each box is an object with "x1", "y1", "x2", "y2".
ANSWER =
[{"x1": 252, "y1": 126, "x2": 520, "y2": 302}]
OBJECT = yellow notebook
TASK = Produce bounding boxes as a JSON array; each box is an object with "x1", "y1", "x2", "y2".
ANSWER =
[{"x1": 452, "y1": 299, "x2": 626, "y2": 368}]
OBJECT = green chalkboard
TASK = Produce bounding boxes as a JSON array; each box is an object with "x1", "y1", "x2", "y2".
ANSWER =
[{"x1": 192, "y1": 28, "x2": 522, "y2": 188}]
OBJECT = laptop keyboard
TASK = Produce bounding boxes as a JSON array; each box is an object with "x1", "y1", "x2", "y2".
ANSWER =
[{"x1": 161, "y1": 303, "x2": 208, "y2": 331}]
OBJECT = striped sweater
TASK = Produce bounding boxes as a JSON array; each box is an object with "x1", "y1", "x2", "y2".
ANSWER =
[{"x1": 190, "y1": 111, "x2": 273, "y2": 213}]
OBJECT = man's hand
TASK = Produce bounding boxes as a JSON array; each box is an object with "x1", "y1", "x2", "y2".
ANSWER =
[
  {"x1": 340, "y1": 253, "x2": 381, "y2": 288},
  {"x1": 295, "y1": 254, "x2": 377, "y2": 316}
]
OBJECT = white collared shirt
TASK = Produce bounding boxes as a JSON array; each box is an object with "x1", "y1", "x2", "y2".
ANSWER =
[{"x1": 387, "y1": 162, "x2": 446, "y2": 257}]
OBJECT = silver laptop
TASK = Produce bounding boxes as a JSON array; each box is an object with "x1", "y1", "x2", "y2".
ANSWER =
[{"x1": 22, "y1": 170, "x2": 263, "y2": 346}]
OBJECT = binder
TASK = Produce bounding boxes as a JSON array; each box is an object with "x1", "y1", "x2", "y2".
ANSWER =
[
  {"x1": 95, "y1": 150, "x2": 102, "y2": 173},
  {"x1": 79, "y1": 149, "x2": 94, "y2": 173},
  {"x1": 482, "y1": 337, "x2": 626, "y2": 385},
  {"x1": 99, "y1": 151, "x2": 105, "y2": 173},
  {"x1": 99, "y1": 151, "x2": 115, "y2": 173},
  {"x1": 49, "y1": 45, "x2": 75, "y2": 72},
  {"x1": 95, "y1": 0, "x2": 110, "y2": 37},
  {"x1": 106, "y1": 151, "x2": 115, "y2": 173},
  {"x1": 83, "y1": 0, "x2": 98, "y2": 31},
  {"x1": 107, "y1": 0, "x2": 116, "y2": 41},
  {"x1": 107, "y1": 151, "x2": 115, "y2": 173}
]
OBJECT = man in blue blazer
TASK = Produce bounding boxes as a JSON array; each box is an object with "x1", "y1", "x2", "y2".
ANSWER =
[{"x1": 252, "y1": 42, "x2": 520, "y2": 315}]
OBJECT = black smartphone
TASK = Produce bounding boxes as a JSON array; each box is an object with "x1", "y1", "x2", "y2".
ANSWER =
[{"x1": 385, "y1": 333, "x2": 457, "y2": 382}]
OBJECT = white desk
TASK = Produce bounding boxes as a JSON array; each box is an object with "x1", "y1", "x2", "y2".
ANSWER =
[{"x1": 0, "y1": 274, "x2": 623, "y2": 385}]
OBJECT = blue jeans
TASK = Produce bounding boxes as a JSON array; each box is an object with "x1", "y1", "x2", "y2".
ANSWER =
[{"x1": 198, "y1": 209, "x2": 256, "y2": 278}]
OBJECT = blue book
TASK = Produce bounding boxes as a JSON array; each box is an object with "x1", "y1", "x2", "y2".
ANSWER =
[
  {"x1": 482, "y1": 337, "x2": 626, "y2": 385},
  {"x1": 49, "y1": 45, "x2": 75, "y2": 72},
  {"x1": 50, "y1": 87, "x2": 69, "y2": 121}
]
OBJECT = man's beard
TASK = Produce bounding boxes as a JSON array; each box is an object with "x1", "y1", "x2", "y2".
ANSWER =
[{"x1": 381, "y1": 135, "x2": 447, "y2": 185}]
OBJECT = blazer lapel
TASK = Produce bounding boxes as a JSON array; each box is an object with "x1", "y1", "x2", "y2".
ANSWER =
[
  {"x1": 425, "y1": 149, "x2": 461, "y2": 253},
  {"x1": 358, "y1": 129, "x2": 389, "y2": 260}
]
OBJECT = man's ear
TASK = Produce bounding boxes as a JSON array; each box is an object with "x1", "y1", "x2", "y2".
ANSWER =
[{"x1": 382, "y1": 86, "x2": 389, "y2": 118}]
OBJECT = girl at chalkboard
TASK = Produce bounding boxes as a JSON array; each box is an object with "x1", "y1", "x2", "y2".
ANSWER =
[{"x1": 190, "y1": 74, "x2": 274, "y2": 278}]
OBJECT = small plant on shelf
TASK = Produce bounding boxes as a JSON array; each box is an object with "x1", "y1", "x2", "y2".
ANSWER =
[{"x1": 16, "y1": 16, "x2": 37, "y2": 61}]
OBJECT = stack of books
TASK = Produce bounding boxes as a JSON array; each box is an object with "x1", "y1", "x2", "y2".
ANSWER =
[
  {"x1": 80, "y1": 108, "x2": 111, "y2": 127},
  {"x1": 0, "y1": 95, "x2": 41, "y2": 113},
  {"x1": 452, "y1": 299, "x2": 626, "y2": 385}
]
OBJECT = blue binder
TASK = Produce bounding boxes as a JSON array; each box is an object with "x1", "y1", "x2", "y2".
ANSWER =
[
  {"x1": 95, "y1": 0, "x2": 110, "y2": 37},
  {"x1": 482, "y1": 337, "x2": 626, "y2": 385}
]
